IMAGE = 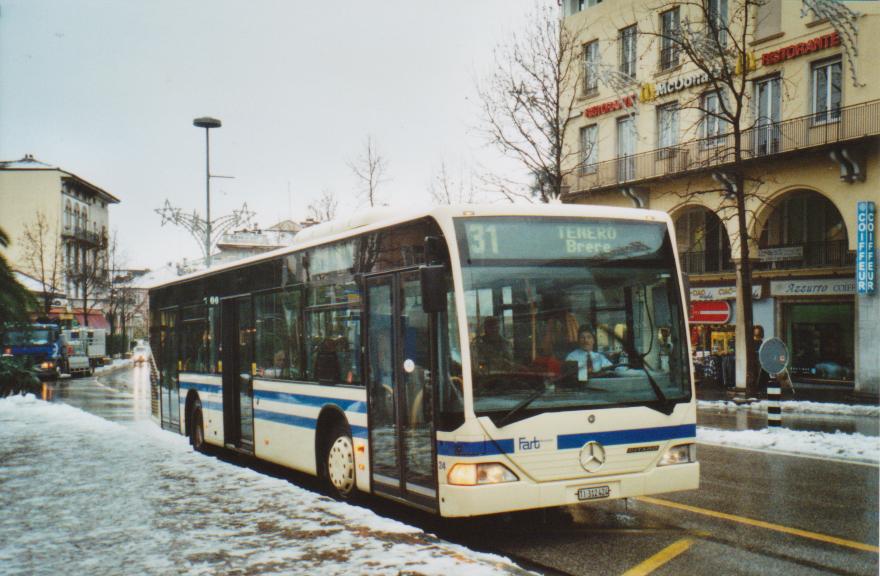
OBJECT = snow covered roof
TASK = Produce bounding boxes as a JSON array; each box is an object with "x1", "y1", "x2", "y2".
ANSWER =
[{"x1": 0, "y1": 154, "x2": 120, "y2": 204}]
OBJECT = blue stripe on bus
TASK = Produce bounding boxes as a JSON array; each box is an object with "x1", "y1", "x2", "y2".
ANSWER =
[
  {"x1": 437, "y1": 438, "x2": 515, "y2": 457},
  {"x1": 179, "y1": 382, "x2": 366, "y2": 414},
  {"x1": 254, "y1": 409, "x2": 368, "y2": 438},
  {"x1": 179, "y1": 381, "x2": 222, "y2": 395},
  {"x1": 253, "y1": 389, "x2": 367, "y2": 414},
  {"x1": 557, "y1": 424, "x2": 697, "y2": 450},
  {"x1": 436, "y1": 424, "x2": 696, "y2": 457}
]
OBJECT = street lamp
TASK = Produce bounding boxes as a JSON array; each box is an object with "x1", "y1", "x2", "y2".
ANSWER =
[{"x1": 193, "y1": 116, "x2": 222, "y2": 267}]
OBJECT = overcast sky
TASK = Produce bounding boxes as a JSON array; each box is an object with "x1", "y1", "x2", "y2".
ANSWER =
[{"x1": 0, "y1": 0, "x2": 539, "y2": 270}]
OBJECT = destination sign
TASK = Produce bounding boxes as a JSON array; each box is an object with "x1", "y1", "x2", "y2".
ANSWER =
[{"x1": 459, "y1": 218, "x2": 667, "y2": 261}]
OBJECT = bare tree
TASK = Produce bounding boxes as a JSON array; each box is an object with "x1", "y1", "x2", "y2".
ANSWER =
[
  {"x1": 307, "y1": 189, "x2": 339, "y2": 222},
  {"x1": 105, "y1": 233, "x2": 136, "y2": 345},
  {"x1": 18, "y1": 211, "x2": 64, "y2": 316},
  {"x1": 67, "y1": 242, "x2": 109, "y2": 328},
  {"x1": 476, "y1": 3, "x2": 586, "y2": 203},
  {"x1": 428, "y1": 162, "x2": 480, "y2": 205},
  {"x1": 348, "y1": 135, "x2": 389, "y2": 208},
  {"x1": 632, "y1": 0, "x2": 775, "y2": 395}
]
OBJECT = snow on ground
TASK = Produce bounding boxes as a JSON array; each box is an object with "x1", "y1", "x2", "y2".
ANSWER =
[
  {"x1": 699, "y1": 399, "x2": 880, "y2": 417},
  {"x1": 94, "y1": 358, "x2": 134, "y2": 374},
  {"x1": 698, "y1": 426, "x2": 880, "y2": 465},
  {"x1": 0, "y1": 395, "x2": 530, "y2": 576}
]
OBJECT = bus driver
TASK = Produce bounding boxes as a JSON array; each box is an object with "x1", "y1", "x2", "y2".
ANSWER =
[{"x1": 566, "y1": 325, "x2": 613, "y2": 381}]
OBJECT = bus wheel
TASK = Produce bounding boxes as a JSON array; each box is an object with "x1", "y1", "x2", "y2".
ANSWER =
[
  {"x1": 190, "y1": 405, "x2": 205, "y2": 452},
  {"x1": 325, "y1": 425, "x2": 356, "y2": 499}
]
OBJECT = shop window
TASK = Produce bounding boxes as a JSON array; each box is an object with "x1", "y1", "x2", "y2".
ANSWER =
[{"x1": 785, "y1": 303, "x2": 854, "y2": 382}]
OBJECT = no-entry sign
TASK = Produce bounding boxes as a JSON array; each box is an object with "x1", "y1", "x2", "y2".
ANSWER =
[{"x1": 689, "y1": 300, "x2": 731, "y2": 324}]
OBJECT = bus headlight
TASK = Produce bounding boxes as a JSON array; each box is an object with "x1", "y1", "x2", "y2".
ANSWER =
[
  {"x1": 658, "y1": 444, "x2": 696, "y2": 466},
  {"x1": 447, "y1": 463, "x2": 519, "y2": 486}
]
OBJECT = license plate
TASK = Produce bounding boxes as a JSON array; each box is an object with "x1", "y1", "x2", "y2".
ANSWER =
[{"x1": 577, "y1": 485, "x2": 610, "y2": 501}]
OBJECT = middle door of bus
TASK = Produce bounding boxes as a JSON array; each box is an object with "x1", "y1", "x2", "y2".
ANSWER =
[
  {"x1": 221, "y1": 296, "x2": 255, "y2": 451},
  {"x1": 365, "y1": 271, "x2": 437, "y2": 511}
]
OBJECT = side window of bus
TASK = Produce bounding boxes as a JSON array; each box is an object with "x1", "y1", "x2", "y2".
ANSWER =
[
  {"x1": 304, "y1": 279, "x2": 361, "y2": 386},
  {"x1": 180, "y1": 305, "x2": 207, "y2": 373},
  {"x1": 254, "y1": 289, "x2": 305, "y2": 380},
  {"x1": 437, "y1": 289, "x2": 464, "y2": 431}
]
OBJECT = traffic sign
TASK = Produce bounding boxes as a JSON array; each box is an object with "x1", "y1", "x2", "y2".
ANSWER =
[
  {"x1": 688, "y1": 301, "x2": 731, "y2": 324},
  {"x1": 759, "y1": 338, "x2": 789, "y2": 375}
]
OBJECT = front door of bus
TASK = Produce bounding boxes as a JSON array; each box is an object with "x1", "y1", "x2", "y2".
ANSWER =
[
  {"x1": 366, "y1": 271, "x2": 436, "y2": 510},
  {"x1": 159, "y1": 308, "x2": 180, "y2": 432},
  {"x1": 221, "y1": 297, "x2": 255, "y2": 451}
]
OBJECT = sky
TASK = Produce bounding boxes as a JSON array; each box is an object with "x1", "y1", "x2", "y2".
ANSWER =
[{"x1": 0, "y1": 0, "x2": 539, "y2": 270}]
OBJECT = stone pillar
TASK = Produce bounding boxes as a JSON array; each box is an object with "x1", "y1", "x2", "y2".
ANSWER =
[{"x1": 855, "y1": 286, "x2": 879, "y2": 398}]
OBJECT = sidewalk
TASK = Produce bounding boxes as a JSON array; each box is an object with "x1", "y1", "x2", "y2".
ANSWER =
[{"x1": 696, "y1": 378, "x2": 879, "y2": 405}]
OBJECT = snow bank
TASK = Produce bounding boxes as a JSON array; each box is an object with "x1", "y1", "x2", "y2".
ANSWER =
[
  {"x1": 0, "y1": 395, "x2": 530, "y2": 576},
  {"x1": 698, "y1": 426, "x2": 880, "y2": 465},
  {"x1": 699, "y1": 399, "x2": 880, "y2": 417}
]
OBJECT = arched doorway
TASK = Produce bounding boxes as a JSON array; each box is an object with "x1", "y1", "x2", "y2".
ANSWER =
[
  {"x1": 673, "y1": 206, "x2": 732, "y2": 274},
  {"x1": 757, "y1": 190, "x2": 854, "y2": 384},
  {"x1": 757, "y1": 190, "x2": 851, "y2": 270}
]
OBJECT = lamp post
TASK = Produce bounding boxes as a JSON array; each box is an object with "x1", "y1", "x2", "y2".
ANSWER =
[{"x1": 193, "y1": 116, "x2": 222, "y2": 267}]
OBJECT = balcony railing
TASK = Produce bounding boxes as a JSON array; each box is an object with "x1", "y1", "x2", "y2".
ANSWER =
[
  {"x1": 679, "y1": 250, "x2": 734, "y2": 275},
  {"x1": 570, "y1": 99, "x2": 880, "y2": 194},
  {"x1": 756, "y1": 240, "x2": 854, "y2": 270},
  {"x1": 62, "y1": 225, "x2": 104, "y2": 246}
]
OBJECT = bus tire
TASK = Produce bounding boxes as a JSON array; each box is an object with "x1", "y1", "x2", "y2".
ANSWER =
[
  {"x1": 324, "y1": 423, "x2": 357, "y2": 500},
  {"x1": 190, "y1": 404, "x2": 205, "y2": 452}
]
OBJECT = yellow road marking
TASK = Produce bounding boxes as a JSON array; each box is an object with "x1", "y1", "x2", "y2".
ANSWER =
[
  {"x1": 638, "y1": 496, "x2": 880, "y2": 554},
  {"x1": 621, "y1": 538, "x2": 693, "y2": 576}
]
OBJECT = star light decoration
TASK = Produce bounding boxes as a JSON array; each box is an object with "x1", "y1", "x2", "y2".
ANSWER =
[
  {"x1": 155, "y1": 199, "x2": 256, "y2": 261},
  {"x1": 801, "y1": 0, "x2": 863, "y2": 87}
]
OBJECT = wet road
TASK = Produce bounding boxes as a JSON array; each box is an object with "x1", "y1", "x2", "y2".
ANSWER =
[{"x1": 43, "y1": 366, "x2": 880, "y2": 576}]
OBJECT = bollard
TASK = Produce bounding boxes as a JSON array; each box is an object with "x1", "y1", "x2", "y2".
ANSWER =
[{"x1": 766, "y1": 375, "x2": 781, "y2": 427}]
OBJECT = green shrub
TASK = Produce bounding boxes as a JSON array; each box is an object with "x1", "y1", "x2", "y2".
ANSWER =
[{"x1": 0, "y1": 356, "x2": 40, "y2": 397}]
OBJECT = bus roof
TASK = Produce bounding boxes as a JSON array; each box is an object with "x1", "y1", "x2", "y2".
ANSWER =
[{"x1": 148, "y1": 203, "x2": 671, "y2": 291}]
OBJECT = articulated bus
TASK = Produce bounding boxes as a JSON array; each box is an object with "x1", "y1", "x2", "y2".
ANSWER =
[{"x1": 148, "y1": 204, "x2": 698, "y2": 517}]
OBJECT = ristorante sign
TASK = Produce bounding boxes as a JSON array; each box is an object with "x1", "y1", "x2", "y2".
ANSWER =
[
  {"x1": 583, "y1": 93, "x2": 639, "y2": 118},
  {"x1": 761, "y1": 31, "x2": 841, "y2": 66}
]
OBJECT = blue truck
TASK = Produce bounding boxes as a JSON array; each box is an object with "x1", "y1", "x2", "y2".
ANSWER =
[{"x1": 1, "y1": 323, "x2": 67, "y2": 380}]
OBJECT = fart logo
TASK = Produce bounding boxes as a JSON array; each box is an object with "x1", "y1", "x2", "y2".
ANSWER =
[{"x1": 518, "y1": 436, "x2": 553, "y2": 451}]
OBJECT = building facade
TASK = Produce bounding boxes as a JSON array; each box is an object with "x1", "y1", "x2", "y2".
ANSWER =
[
  {"x1": 0, "y1": 155, "x2": 120, "y2": 325},
  {"x1": 561, "y1": 0, "x2": 879, "y2": 397}
]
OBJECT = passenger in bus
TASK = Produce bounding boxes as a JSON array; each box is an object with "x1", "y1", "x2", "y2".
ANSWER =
[
  {"x1": 566, "y1": 325, "x2": 613, "y2": 381},
  {"x1": 473, "y1": 316, "x2": 511, "y2": 373}
]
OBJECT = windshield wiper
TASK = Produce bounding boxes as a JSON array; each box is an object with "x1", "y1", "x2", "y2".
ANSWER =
[
  {"x1": 638, "y1": 364, "x2": 675, "y2": 415},
  {"x1": 494, "y1": 382, "x2": 551, "y2": 428}
]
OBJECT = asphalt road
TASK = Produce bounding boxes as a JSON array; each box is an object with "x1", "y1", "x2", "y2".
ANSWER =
[{"x1": 42, "y1": 366, "x2": 879, "y2": 576}]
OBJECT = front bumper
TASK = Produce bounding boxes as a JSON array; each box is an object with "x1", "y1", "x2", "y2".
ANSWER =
[{"x1": 438, "y1": 461, "x2": 699, "y2": 517}]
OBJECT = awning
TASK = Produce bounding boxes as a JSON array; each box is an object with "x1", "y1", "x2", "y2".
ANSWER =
[{"x1": 73, "y1": 312, "x2": 110, "y2": 330}]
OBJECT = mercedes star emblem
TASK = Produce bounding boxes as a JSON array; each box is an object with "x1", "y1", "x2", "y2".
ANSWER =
[{"x1": 579, "y1": 441, "x2": 606, "y2": 472}]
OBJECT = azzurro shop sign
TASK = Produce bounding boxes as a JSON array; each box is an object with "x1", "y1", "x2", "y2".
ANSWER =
[{"x1": 857, "y1": 201, "x2": 876, "y2": 295}]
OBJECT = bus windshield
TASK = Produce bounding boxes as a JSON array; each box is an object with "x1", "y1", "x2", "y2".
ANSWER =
[{"x1": 456, "y1": 217, "x2": 690, "y2": 424}]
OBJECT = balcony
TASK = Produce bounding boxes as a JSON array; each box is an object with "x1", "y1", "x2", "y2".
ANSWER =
[
  {"x1": 569, "y1": 99, "x2": 880, "y2": 196},
  {"x1": 679, "y1": 250, "x2": 734, "y2": 275},
  {"x1": 62, "y1": 225, "x2": 104, "y2": 247}
]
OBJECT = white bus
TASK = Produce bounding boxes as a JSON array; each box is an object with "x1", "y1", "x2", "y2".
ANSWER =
[{"x1": 148, "y1": 204, "x2": 698, "y2": 517}]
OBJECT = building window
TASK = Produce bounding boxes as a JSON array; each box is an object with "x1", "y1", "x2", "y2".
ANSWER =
[
  {"x1": 657, "y1": 102, "x2": 679, "y2": 150},
  {"x1": 660, "y1": 8, "x2": 679, "y2": 70},
  {"x1": 812, "y1": 58, "x2": 841, "y2": 123},
  {"x1": 566, "y1": 0, "x2": 602, "y2": 15},
  {"x1": 702, "y1": 91, "x2": 725, "y2": 147},
  {"x1": 617, "y1": 115, "x2": 636, "y2": 181},
  {"x1": 583, "y1": 40, "x2": 599, "y2": 96},
  {"x1": 579, "y1": 124, "x2": 598, "y2": 174},
  {"x1": 619, "y1": 25, "x2": 637, "y2": 78},
  {"x1": 707, "y1": 0, "x2": 728, "y2": 44},
  {"x1": 754, "y1": 75, "x2": 780, "y2": 155}
]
